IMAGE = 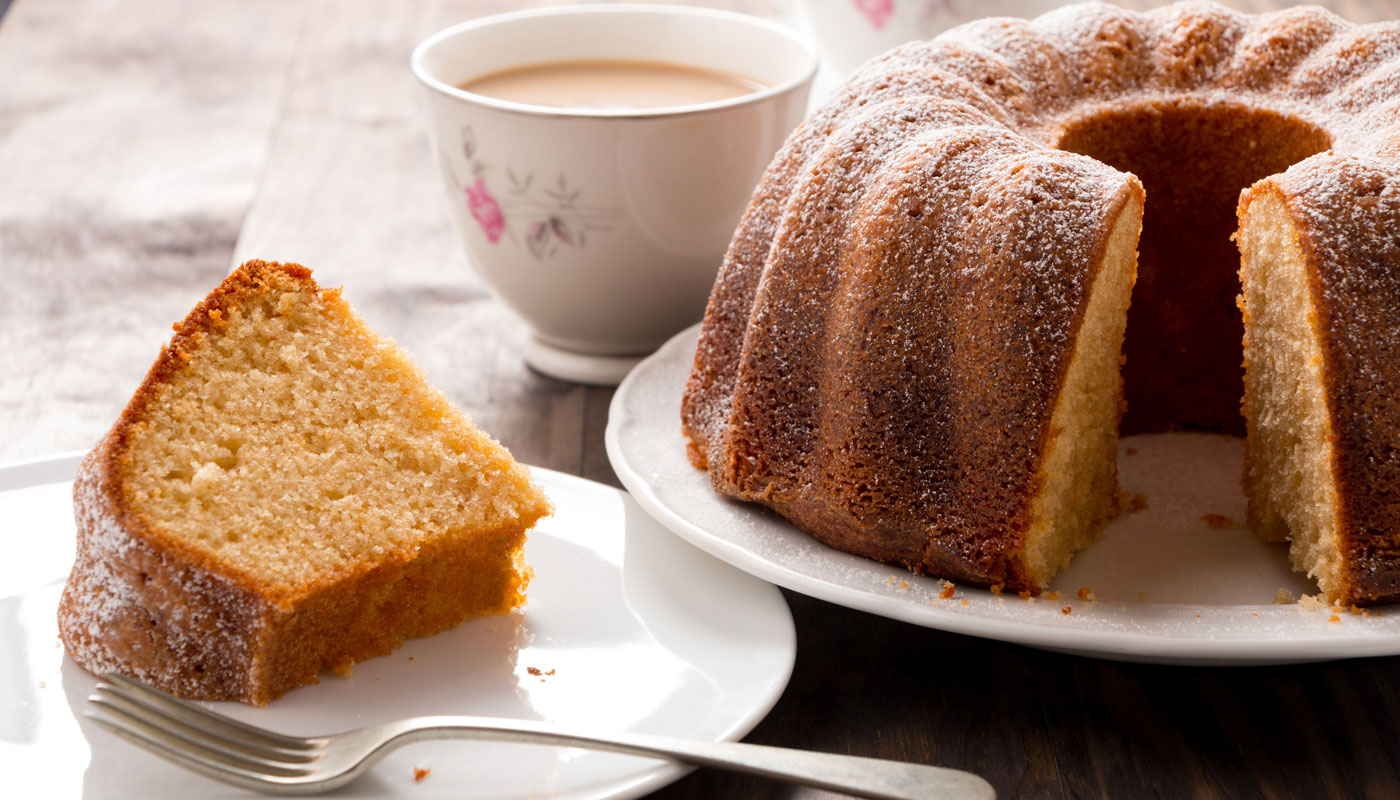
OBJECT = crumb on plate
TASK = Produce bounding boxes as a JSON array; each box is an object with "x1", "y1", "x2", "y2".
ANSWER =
[
  {"x1": 1200, "y1": 513, "x2": 1243, "y2": 530},
  {"x1": 1298, "y1": 594, "x2": 1327, "y2": 610}
]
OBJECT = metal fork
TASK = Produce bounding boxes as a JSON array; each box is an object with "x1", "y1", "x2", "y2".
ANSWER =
[{"x1": 86, "y1": 673, "x2": 995, "y2": 798}]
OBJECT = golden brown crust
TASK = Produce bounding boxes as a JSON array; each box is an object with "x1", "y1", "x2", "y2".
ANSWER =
[
  {"x1": 1055, "y1": 98, "x2": 1332, "y2": 435},
  {"x1": 688, "y1": 134, "x2": 1139, "y2": 592},
  {"x1": 683, "y1": 2, "x2": 1400, "y2": 596},
  {"x1": 59, "y1": 260, "x2": 541, "y2": 703},
  {"x1": 60, "y1": 440, "x2": 268, "y2": 700},
  {"x1": 1248, "y1": 160, "x2": 1400, "y2": 606}
]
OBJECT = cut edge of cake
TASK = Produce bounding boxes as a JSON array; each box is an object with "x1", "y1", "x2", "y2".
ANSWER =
[
  {"x1": 1237, "y1": 185, "x2": 1345, "y2": 603},
  {"x1": 1017, "y1": 179, "x2": 1145, "y2": 588},
  {"x1": 58, "y1": 260, "x2": 552, "y2": 704}
]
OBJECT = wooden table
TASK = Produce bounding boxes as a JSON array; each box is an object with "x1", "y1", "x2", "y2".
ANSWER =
[{"x1": 4, "y1": 0, "x2": 1400, "y2": 797}]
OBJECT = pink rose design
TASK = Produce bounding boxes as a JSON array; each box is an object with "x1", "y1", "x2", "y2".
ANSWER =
[
  {"x1": 853, "y1": 0, "x2": 894, "y2": 30},
  {"x1": 464, "y1": 177, "x2": 505, "y2": 243}
]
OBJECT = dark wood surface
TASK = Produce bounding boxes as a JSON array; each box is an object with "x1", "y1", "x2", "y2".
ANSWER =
[{"x1": 4, "y1": 0, "x2": 1400, "y2": 797}]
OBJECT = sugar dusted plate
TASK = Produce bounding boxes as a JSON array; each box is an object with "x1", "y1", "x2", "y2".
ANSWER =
[
  {"x1": 606, "y1": 325, "x2": 1400, "y2": 666},
  {"x1": 0, "y1": 453, "x2": 794, "y2": 799}
]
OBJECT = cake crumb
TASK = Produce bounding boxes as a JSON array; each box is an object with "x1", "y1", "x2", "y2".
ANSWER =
[
  {"x1": 939, "y1": 581, "x2": 955, "y2": 599},
  {"x1": 1200, "y1": 513, "x2": 1243, "y2": 530},
  {"x1": 1328, "y1": 614, "x2": 1341, "y2": 623},
  {"x1": 413, "y1": 767, "x2": 431, "y2": 782},
  {"x1": 1273, "y1": 588, "x2": 1295, "y2": 605},
  {"x1": 1046, "y1": 590, "x2": 1061, "y2": 601},
  {"x1": 960, "y1": 598, "x2": 969, "y2": 606},
  {"x1": 990, "y1": 583, "x2": 1004, "y2": 596},
  {"x1": 1061, "y1": 605, "x2": 1072, "y2": 616},
  {"x1": 1077, "y1": 587, "x2": 1096, "y2": 602},
  {"x1": 1018, "y1": 590, "x2": 1033, "y2": 600},
  {"x1": 899, "y1": 581, "x2": 909, "y2": 590},
  {"x1": 1121, "y1": 492, "x2": 1149, "y2": 513},
  {"x1": 1298, "y1": 593, "x2": 1327, "y2": 610}
]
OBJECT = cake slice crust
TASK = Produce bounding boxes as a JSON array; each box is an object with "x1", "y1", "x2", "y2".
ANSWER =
[
  {"x1": 59, "y1": 260, "x2": 551, "y2": 704},
  {"x1": 1238, "y1": 164, "x2": 1400, "y2": 608},
  {"x1": 1019, "y1": 183, "x2": 1143, "y2": 587}
]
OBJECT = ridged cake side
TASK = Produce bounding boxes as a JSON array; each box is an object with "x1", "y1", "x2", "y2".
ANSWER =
[
  {"x1": 1240, "y1": 158, "x2": 1400, "y2": 606},
  {"x1": 683, "y1": 1, "x2": 1400, "y2": 594}
]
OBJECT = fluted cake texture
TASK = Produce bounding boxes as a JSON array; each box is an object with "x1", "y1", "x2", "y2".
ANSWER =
[{"x1": 683, "y1": 1, "x2": 1400, "y2": 604}]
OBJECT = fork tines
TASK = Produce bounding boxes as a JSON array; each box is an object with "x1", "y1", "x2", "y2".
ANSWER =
[{"x1": 85, "y1": 673, "x2": 321, "y2": 788}]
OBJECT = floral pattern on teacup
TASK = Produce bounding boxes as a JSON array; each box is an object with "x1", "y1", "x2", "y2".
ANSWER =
[
  {"x1": 852, "y1": 0, "x2": 894, "y2": 29},
  {"x1": 851, "y1": 0, "x2": 959, "y2": 30},
  {"x1": 464, "y1": 177, "x2": 505, "y2": 243},
  {"x1": 450, "y1": 126, "x2": 623, "y2": 260}
]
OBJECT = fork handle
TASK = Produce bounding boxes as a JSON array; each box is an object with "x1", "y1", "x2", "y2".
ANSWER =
[{"x1": 376, "y1": 716, "x2": 994, "y2": 800}]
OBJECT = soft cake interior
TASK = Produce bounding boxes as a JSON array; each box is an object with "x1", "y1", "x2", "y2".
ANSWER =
[
  {"x1": 1018, "y1": 102, "x2": 1335, "y2": 589},
  {"x1": 1020, "y1": 190, "x2": 1143, "y2": 587},
  {"x1": 122, "y1": 270, "x2": 543, "y2": 600},
  {"x1": 1237, "y1": 189, "x2": 1343, "y2": 597}
]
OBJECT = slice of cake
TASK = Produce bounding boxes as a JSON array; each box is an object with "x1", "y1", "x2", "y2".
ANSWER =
[
  {"x1": 58, "y1": 260, "x2": 551, "y2": 704},
  {"x1": 1238, "y1": 162, "x2": 1400, "y2": 607}
]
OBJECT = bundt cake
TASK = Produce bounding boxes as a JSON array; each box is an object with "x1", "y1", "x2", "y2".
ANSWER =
[
  {"x1": 59, "y1": 260, "x2": 552, "y2": 704},
  {"x1": 682, "y1": 1, "x2": 1400, "y2": 604}
]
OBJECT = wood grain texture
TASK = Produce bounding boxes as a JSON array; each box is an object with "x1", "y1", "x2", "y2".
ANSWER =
[
  {"x1": 4, "y1": 0, "x2": 1400, "y2": 798},
  {"x1": 0, "y1": 0, "x2": 307, "y2": 459}
]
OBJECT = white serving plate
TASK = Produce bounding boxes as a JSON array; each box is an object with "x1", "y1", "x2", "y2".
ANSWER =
[
  {"x1": 605, "y1": 325, "x2": 1400, "y2": 666},
  {"x1": 0, "y1": 453, "x2": 795, "y2": 799}
]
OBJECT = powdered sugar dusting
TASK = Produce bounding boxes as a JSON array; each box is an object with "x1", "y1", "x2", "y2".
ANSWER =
[
  {"x1": 60, "y1": 441, "x2": 260, "y2": 699},
  {"x1": 1256, "y1": 155, "x2": 1400, "y2": 597},
  {"x1": 682, "y1": 0, "x2": 1400, "y2": 589}
]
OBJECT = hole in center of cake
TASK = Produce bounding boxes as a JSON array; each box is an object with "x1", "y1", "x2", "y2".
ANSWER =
[{"x1": 1054, "y1": 99, "x2": 1331, "y2": 436}]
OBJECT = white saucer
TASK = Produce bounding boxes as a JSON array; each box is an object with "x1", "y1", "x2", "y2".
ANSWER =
[
  {"x1": 0, "y1": 452, "x2": 795, "y2": 800},
  {"x1": 523, "y1": 336, "x2": 644, "y2": 386},
  {"x1": 605, "y1": 324, "x2": 1400, "y2": 666}
]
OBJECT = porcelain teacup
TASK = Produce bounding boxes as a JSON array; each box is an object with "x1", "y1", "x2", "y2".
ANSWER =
[{"x1": 412, "y1": 4, "x2": 817, "y2": 384}]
